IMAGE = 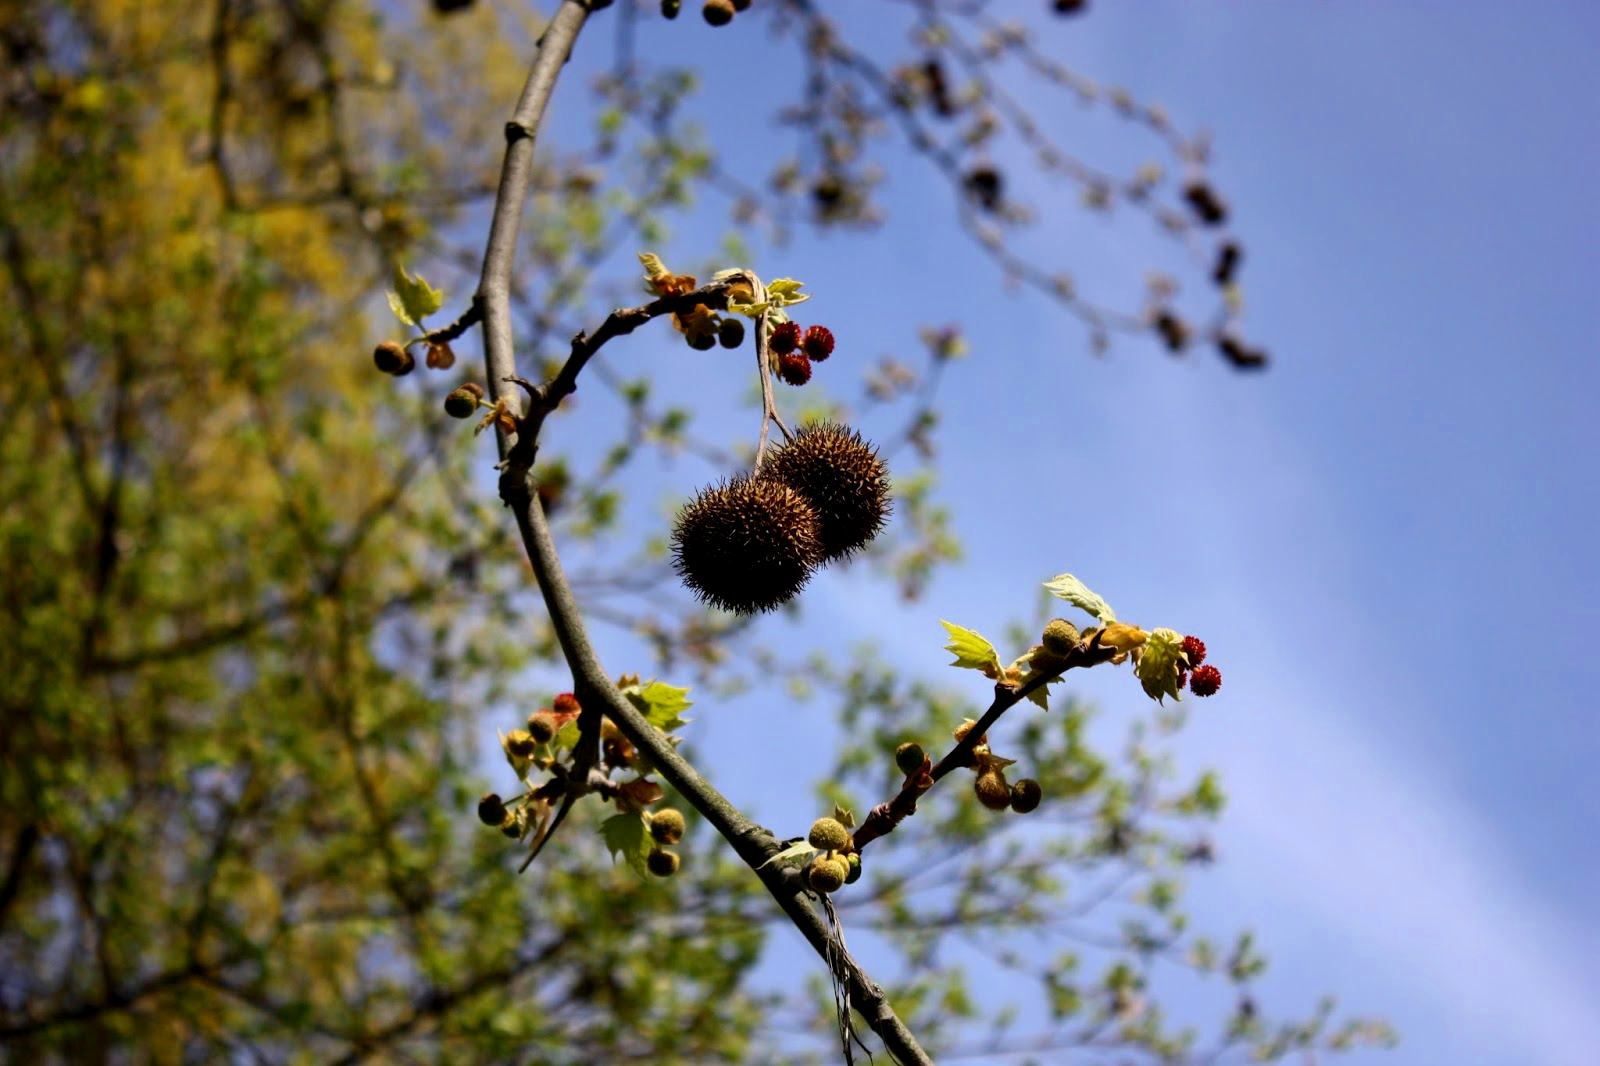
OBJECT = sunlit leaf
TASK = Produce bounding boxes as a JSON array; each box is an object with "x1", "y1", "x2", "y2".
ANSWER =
[
  {"x1": 1043, "y1": 573, "x2": 1117, "y2": 623},
  {"x1": 940, "y1": 620, "x2": 1002, "y2": 679}
]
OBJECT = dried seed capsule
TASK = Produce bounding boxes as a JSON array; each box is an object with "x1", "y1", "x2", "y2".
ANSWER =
[
  {"x1": 671, "y1": 476, "x2": 823, "y2": 614},
  {"x1": 757, "y1": 422, "x2": 890, "y2": 561}
]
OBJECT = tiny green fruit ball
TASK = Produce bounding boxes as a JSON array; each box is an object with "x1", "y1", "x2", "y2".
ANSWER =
[
  {"x1": 1010, "y1": 778, "x2": 1043, "y2": 814},
  {"x1": 647, "y1": 848, "x2": 681, "y2": 877},
  {"x1": 807, "y1": 856, "x2": 848, "y2": 893},
  {"x1": 975, "y1": 771, "x2": 1012, "y2": 811},
  {"x1": 650, "y1": 808, "x2": 687, "y2": 845},
  {"x1": 808, "y1": 817, "x2": 850, "y2": 852},
  {"x1": 894, "y1": 741, "x2": 926, "y2": 776}
]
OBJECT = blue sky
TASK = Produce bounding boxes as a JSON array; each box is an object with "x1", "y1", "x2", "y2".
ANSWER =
[{"x1": 491, "y1": 2, "x2": 1600, "y2": 1062}]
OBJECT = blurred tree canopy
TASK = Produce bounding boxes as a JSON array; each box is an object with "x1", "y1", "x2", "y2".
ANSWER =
[{"x1": 0, "y1": 1, "x2": 1389, "y2": 1062}]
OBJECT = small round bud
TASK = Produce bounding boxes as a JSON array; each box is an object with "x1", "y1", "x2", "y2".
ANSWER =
[
  {"x1": 1042, "y1": 618, "x2": 1080, "y2": 656},
  {"x1": 660, "y1": 0, "x2": 681, "y2": 18},
  {"x1": 801, "y1": 325, "x2": 834, "y2": 362},
  {"x1": 952, "y1": 719, "x2": 987, "y2": 747},
  {"x1": 718, "y1": 316, "x2": 746, "y2": 349},
  {"x1": 477, "y1": 793, "x2": 507, "y2": 826},
  {"x1": 769, "y1": 320, "x2": 801, "y2": 355},
  {"x1": 894, "y1": 742, "x2": 926, "y2": 776},
  {"x1": 552, "y1": 692, "x2": 581, "y2": 715},
  {"x1": 444, "y1": 387, "x2": 480, "y2": 419},
  {"x1": 1189, "y1": 664, "x2": 1222, "y2": 698},
  {"x1": 844, "y1": 852, "x2": 863, "y2": 885},
  {"x1": 778, "y1": 352, "x2": 812, "y2": 386},
  {"x1": 687, "y1": 329, "x2": 717, "y2": 351},
  {"x1": 1010, "y1": 778, "x2": 1043, "y2": 814},
  {"x1": 975, "y1": 771, "x2": 1011, "y2": 811},
  {"x1": 702, "y1": 0, "x2": 734, "y2": 25},
  {"x1": 807, "y1": 856, "x2": 848, "y2": 893},
  {"x1": 526, "y1": 712, "x2": 558, "y2": 745},
  {"x1": 808, "y1": 817, "x2": 851, "y2": 852},
  {"x1": 506, "y1": 729, "x2": 536, "y2": 758},
  {"x1": 373, "y1": 341, "x2": 413, "y2": 376},
  {"x1": 647, "y1": 848, "x2": 681, "y2": 877},
  {"x1": 731, "y1": 0, "x2": 751, "y2": 9},
  {"x1": 650, "y1": 808, "x2": 687, "y2": 845}
]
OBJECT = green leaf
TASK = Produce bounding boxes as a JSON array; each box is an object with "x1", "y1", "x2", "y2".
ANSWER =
[
  {"x1": 389, "y1": 265, "x2": 444, "y2": 327},
  {"x1": 765, "y1": 277, "x2": 810, "y2": 306},
  {"x1": 627, "y1": 680, "x2": 692, "y2": 732},
  {"x1": 940, "y1": 620, "x2": 1002, "y2": 678},
  {"x1": 759, "y1": 838, "x2": 819, "y2": 869},
  {"x1": 1135, "y1": 628, "x2": 1185, "y2": 704},
  {"x1": 599, "y1": 813, "x2": 654, "y2": 877},
  {"x1": 832, "y1": 804, "x2": 855, "y2": 830},
  {"x1": 1043, "y1": 573, "x2": 1117, "y2": 623}
]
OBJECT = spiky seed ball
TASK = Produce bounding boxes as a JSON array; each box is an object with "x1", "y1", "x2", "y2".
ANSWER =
[
  {"x1": 801, "y1": 325, "x2": 834, "y2": 362},
  {"x1": 647, "y1": 848, "x2": 681, "y2": 877},
  {"x1": 374, "y1": 341, "x2": 413, "y2": 375},
  {"x1": 769, "y1": 320, "x2": 801, "y2": 355},
  {"x1": 1042, "y1": 618, "x2": 1080, "y2": 656},
  {"x1": 758, "y1": 422, "x2": 890, "y2": 561},
  {"x1": 844, "y1": 852, "x2": 863, "y2": 884},
  {"x1": 807, "y1": 856, "x2": 848, "y2": 893},
  {"x1": 778, "y1": 352, "x2": 811, "y2": 386},
  {"x1": 477, "y1": 793, "x2": 507, "y2": 826},
  {"x1": 975, "y1": 771, "x2": 1012, "y2": 811},
  {"x1": 808, "y1": 817, "x2": 851, "y2": 852},
  {"x1": 506, "y1": 729, "x2": 536, "y2": 758},
  {"x1": 718, "y1": 316, "x2": 745, "y2": 349},
  {"x1": 895, "y1": 742, "x2": 926, "y2": 776},
  {"x1": 650, "y1": 808, "x2": 686, "y2": 845},
  {"x1": 1010, "y1": 778, "x2": 1043, "y2": 814},
  {"x1": 526, "y1": 712, "x2": 558, "y2": 745},
  {"x1": 702, "y1": 0, "x2": 734, "y2": 25},
  {"x1": 671, "y1": 476, "x2": 823, "y2": 614},
  {"x1": 1181, "y1": 635, "x2": 1207, "y2": 667},
  {"x1": 1189, "y1": 664, "x2": 1222, "y2": 698}
]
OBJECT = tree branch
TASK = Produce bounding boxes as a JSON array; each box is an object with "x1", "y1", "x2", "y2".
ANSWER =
[{"x1": 468, "y1": 5, "x2": 931, "y2": 1060}]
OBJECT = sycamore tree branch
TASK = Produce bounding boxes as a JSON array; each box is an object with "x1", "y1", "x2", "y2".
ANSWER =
[
  {"x1": 851, "y1": 639, "x2": 1121, "y2": 854},
  {"x1": 470, "y1": 3, "x2": 930, "y2": 1062}
]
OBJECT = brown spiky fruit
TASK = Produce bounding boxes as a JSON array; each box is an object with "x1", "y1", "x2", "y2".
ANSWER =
[
  {"x1": 758, "y1": 422, "x2": 890, "y2": 561},
  {"x1": 671, "y1": 476, "x2": 823, "y2": 614}
]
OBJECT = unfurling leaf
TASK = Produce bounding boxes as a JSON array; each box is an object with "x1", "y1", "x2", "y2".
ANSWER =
[
  {"x1": 625, "y1": 680, "x2": 693, "y2": 732},
  {"x1": 832, "y1": 804, "x2": 855, "y2": 830},
  {"x1": 617, "y1": 777, "x2": 665, "y2": 812},
  {"x1": 940, "y1": 620, "x2": 1003, "y2": 679},
  {"x1": 1044, "y1": 573, "x2": 1117, "y2": 623},
  {"x1": 600, "y1": 813, "x2": 655, "y2": 877},
  {"x1": 760, "y1": 838, "x2": 820, "y2": 869},
  {"x1": 1136, "y1": 627, "x2": 1186, "y2": 704},
  {"x1": 390, "y1": 265, "x2": 444, "y2": 326},
  {"x1": 1097, "y1": 623, "x2": 1147, "y2": 653}
]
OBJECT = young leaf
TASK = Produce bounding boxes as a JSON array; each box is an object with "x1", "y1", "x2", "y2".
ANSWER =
[
  {"x1": 759, "y1": 838, "x2": 820, "y2": 869},
  {"x1": 626, "y1": 680, "x2": 693, "y2": 732},
  {"x1": 940, "y1": 620, "x2": 1003, "y2": 679},
  {"x1": 1043, "y1": 573, "x2": 1117, "y2": 623},
  {"x1": 390, "y1": 266, "x2": 444, "y2": 326},
  {"x1": 1136, "y1": 628, "x2": 1186, "y2": 704},
  {"x1": 832, "y1": 805, "x2": 855, "y2": 830},
  {"x1": 600, "y1": 813, "x2": 654, "y2": 877}
]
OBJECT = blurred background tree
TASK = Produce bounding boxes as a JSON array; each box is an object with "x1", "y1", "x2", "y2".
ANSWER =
[{"x1": 0, "y1": 1, "x2": 1390, "y2": 1062}]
